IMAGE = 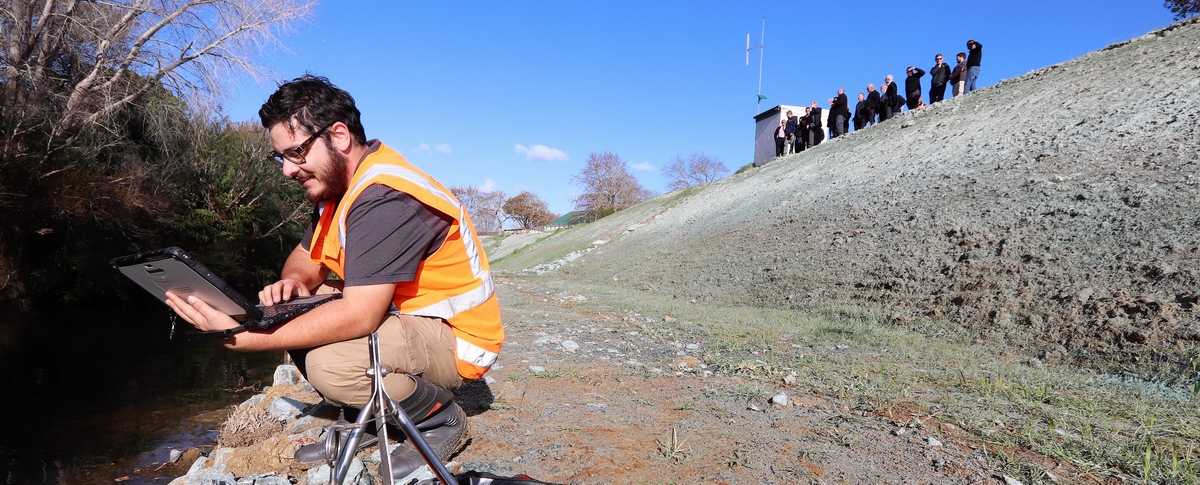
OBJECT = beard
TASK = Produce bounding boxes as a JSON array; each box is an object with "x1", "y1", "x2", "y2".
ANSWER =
[{"x1": 304, "y1": 145, "x2": 351, "y2": 204}]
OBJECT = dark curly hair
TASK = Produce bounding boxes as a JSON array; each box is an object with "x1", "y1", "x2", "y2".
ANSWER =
[{"x1": 258, "y1": 74, "x2": 368, "y2": 145}]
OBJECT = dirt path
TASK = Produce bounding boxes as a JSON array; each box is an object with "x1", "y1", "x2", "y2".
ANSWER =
[{"x1": 451, "y1": 276, "x2": 1071, "y2": 485}]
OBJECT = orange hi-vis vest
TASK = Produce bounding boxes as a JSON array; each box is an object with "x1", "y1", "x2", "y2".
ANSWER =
[{"x1": 308, "y1": 143, "x2": 503, "y2": 380}]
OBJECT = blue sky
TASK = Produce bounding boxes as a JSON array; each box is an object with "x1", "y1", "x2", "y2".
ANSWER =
[{"x1": 223, "y1": 1, "x2": 1179, "y2": 215}]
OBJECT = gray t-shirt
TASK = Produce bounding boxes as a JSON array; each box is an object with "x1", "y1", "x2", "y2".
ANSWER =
[{"x1": 301, "y1": 184, "x2": 452, "y2": 287}]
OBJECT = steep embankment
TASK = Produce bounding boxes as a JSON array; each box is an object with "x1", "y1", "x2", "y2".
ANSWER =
[{"x1": 494, "y1": 18, "x2": 1200, "y2": 374}]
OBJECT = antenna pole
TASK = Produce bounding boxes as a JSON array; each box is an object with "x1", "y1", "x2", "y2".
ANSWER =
[{"x1": 746, "y1": 18, "x2": 765, "y2": 113}]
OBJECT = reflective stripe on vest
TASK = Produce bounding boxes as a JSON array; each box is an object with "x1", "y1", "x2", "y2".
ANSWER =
[
  {"x1": 338, "y1": 163, "x2": 486, "y2": 280},
  {"x1": 399, "y1": 273, "x2": 495, "y2": 321},
  {"x1": 458, "y1": 337, "x2": 499, "y2": 369}
]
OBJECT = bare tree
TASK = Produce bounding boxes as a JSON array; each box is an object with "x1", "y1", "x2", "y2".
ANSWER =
[
  {"x1": 0, "y1": 0, "x2": 315, "y2": 166},
  {"x1": 569, "y1": 151, "x2": 652, "y2": 218},
  {"x1": 449, "y1": 184, "x2": 506, "y2": 234},
  {"x1": 1165, "y1": 0, "x2": 1199, "y2": 19},
  {"x1": 662, "y1": 152, "x2": 729, "y2": 191},
  {"x1": 503, "y1": 191, "x2": 556, "y2": 230}
]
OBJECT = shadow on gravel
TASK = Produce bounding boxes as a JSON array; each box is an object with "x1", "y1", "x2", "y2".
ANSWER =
[{"x1": 456, "y1": 379, "x2": 496, "y2": 416}]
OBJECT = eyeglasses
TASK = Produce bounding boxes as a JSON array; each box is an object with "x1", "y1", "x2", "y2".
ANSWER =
[{"x1": 268, "y1": 125, "x2": 331, "y2": 165}]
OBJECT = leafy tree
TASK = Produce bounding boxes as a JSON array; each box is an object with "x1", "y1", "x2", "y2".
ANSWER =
[
  {"x1": 662, "y1": 152, "x2": 729, "y2": 191},
  {"x1": 0, "y1": 0, "x2": 313, "y2": 305},
  {"x1": 503, "y1": 191, "x2": 556, "y2": 230},
  {"x1": 449, "y1": 185, "x2": 506, "y2": 235},
  {"x1": 1165, "y1": 0, "x2": 1199, "y2": 19},
  {"x1": 569, "y1": 151, "x2": 652, "y2": 220}
]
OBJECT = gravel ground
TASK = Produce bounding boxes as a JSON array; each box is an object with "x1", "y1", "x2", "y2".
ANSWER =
[{"x1": 452, "y1": 277, "x2": 1050, "y2": 485}]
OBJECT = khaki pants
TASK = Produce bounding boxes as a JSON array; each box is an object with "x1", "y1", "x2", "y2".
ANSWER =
[{"x1": 289, "y1": 283, "x2": 465, "y2": 408}]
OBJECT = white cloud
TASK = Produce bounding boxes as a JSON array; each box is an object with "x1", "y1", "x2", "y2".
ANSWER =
[
  {"x1": 480, "y1": 179, "x2": 497, "y2": 192},
  {"x1": 631, "y1": 161, "x2": 655, "y2": 171},
  {"x1": 415, "y1": 143, "x2": 451, "y2": 154},
  {"x1": 515, "y1": 144, "x2": 568, "y2": 162}
]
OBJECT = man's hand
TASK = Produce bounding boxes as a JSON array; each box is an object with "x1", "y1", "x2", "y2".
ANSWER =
[
  {"x1": 165, "y1": 292, "x2": 240, "y2": 332},
  {"x1": 259, "y1": 278, "x2": 312, "y2": 306}
]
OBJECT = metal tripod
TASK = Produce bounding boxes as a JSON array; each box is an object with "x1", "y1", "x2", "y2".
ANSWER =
[{"x1": 329, "y1": 332, "x2": 457, "y2": 485}]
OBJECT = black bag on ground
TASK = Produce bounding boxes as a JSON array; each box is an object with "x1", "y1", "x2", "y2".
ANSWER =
[{"x1": 415, "y1": 470, "x2": 562, "y2": 485}]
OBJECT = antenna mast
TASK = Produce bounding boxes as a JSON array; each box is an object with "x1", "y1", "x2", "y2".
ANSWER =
[{"x1": 746, "y1": 18, "x2": 765, "y2": 113}]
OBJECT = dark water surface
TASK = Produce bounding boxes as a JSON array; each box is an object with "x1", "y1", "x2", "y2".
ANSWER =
[{"x1": 0, "y1": 304, "x2": 282, "y2": 484}]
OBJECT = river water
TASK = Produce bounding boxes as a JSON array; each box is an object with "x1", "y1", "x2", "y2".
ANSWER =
[{"x1": 0, "y1": 304, "x2": 282, "y2": 484}]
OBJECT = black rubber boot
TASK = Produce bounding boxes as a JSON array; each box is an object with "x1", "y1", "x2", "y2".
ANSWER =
[
  {"x1": 293, "y1": 407, "x2": 379, "y2": 464},
  {"x1": 387, "y1": 375, "x2": 469, "y2": 480}
]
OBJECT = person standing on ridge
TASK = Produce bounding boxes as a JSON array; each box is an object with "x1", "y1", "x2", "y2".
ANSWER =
[
  {"x1": 905, "y1": 66, "x2": 925, "y2": 110},
  {"x1": 929, "y1": 53, "x2": 951, "y2": 103},
  {"x1": 965, "y1": 39, "x2": 983, "y2": 93},
  {"x1": 951, "y1": 52, "x2": 967, "y2": 97},
  {"x1": 864, "y1": 84, "x2": 880, "y2": 126},
  {"x1": 774, "y1": 118, "x2": 788, "y2": 157},
  {"x1": 784, "y1": 110, "x2": 800, "y2": 154}
]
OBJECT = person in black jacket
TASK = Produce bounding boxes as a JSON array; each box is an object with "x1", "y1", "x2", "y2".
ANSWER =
[
  {"x1": 793, "y1": 108, "x2": 808, "y2": 152},
  {"x1": 905, "y1": 66, "x2": 925, "y2": 110},
  {"x1": 853, "y1": 92, "x2": 867, "y2": 131},
  {"x1": 807, "y1": 101, "x2": 824, "y2": 147},
  {"x1": 831, "y1": 89, "x2": 849, "y2": 138},
  {"x1": 965, "y1": 39, "x2": 982, "y2": 93},
  {"x1": 929, "y1": 54, "x2": 951, "y2": 103},
  {"x1": 784, "y1": 110, "x2": 799, "y2": 154},
  {"x1": 864, "y1": 84, "x2": 879, "y2": 126},
  {"x1": 879, "y1": 75, "x2": 899, "y2": 121}
]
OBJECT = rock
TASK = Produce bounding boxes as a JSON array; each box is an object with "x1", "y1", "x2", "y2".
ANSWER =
[
  {"x1": 770, "y1": 393, "x2": 789, "y2": 406},
  {"x1": 209, "y1": 447, "x2": 236, "y2": 467},
  {"x1": 268, "y1": 396, "x2": 306, "y2": 421},
  {"x1": 241, "y1": 394, "x2": 265, "y2": 408},
  {"x1": 483, "y1": 375, "x2": 498, "y2": 385},
  {"x1": 168, "y1": 456, "x2": 234, "y2": 485},
  {"x1": 782, "y1": 373, "x2": 798, "y2": 386},
  {"x1": 168, "y1": 449, "x2": 182, "y2": 464},
  {"x1": 685, "y1": 343, "x2": 700, "y2": 351},
  {"x1": 561, "y1": 340, "x2": 580, "y2": 353},
  {"x1": 663, "y1": 315, "x2": 676, "y2": 322},
  {"x1": 236, "y1": 473, "x2": 291, "y2": 485},
  {"x1": 1003, "y1": 475, "x2": 1024, "y2": 485},
  {"x1": 289, "y1": 415, "x2": 318, "y2": 433},
  {"x1": 395, "y1": 462, "x2": 466, "y2": 484},
  {"x1": 669, "y1": 356, "x2": 702, "y2": 371},
  {"x1": 927, "y1": 437, "x2": 943, "y2": 447},
  {"x1": 307, "y1": 457, "x2": 365, "y2": 485},
  {"x1": 892, "y1": 428, "x2": 907, "y2": 436},
  {"x1": 273, "y1": 365, "x2": 301, "y2": 386},
  {"x1": 528, "y1": 365, "x2": 546, "y2": 374}
]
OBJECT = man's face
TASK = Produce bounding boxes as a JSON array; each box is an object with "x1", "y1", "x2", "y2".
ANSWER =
[
  {"x1": 268, "y1": 122, "x2": 350, "y2": 204},
  {"x1": 935, "y1": 55, "x2": 944, "y2": 65},
  {"x1": 838, "y1": 88, "x2": 845, "y2": 95},
  {"x1": 958, "y1": 54, "x2": 965, "y2": 63},
  {"x1": 886, "y1": 75, "x2": 893, "y2": 83},
  {"x1": 858, "y1": 93, "x2": 864, "y2": 101},
  {"x1": 867, "y1": 84, "x2": 875, "y2": 92}
]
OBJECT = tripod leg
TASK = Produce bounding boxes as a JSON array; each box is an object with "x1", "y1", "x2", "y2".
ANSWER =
[
  {"x1": 332, "y1": 396, "x2": 376, "y2": 485},
  {"x1": 366, "y1": 332, "x2": 457, "y2": 484}
]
